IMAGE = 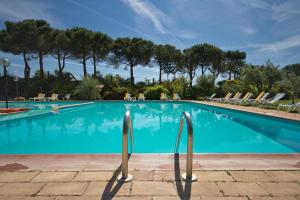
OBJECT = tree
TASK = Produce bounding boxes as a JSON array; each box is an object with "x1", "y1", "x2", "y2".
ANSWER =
[
  {"x1": 0, "y1": 20, "x2": 37, "y2": 80},
  {"x1": 110, "y1": 37, "x2": 153, "y2": 85},
  {"x1": 182, "y1": 48, "x2": 198, "y2": 87},
  {"x1": 67, "y1": 27, "x2": 93, "y2": 77},
  {"x1": 91, "y1": 32, "x2": 113, "y2": 78},
  {"x1": 154, "y1": 44, "x2": 181, "y2": 83},
  {"x1": 50, "y1": 29, "x2": 71, "y2": 76},
  {"x1": 191, "y1": 43, "x2": 223, "y2": 76},
  {"x1": 223, "y1": 50, "x2": 246, "y2": 80},
  {"x1": 262, "y1": 60, "x2": 282, "y2": 91},
  {"x1": 283, "y1": 63, "x2": 300, "y2": 76},
  {"x1": 32, "y1": 20, "x2": 52, "y2": 79}
]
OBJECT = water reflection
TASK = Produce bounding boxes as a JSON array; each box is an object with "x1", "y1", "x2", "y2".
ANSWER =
[{"x1": 0, "y1": 102, "x2": 299, "y2": 154}]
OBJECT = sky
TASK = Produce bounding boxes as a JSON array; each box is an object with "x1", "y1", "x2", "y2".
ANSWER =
[{"x1": 0, "y1": 0, "x2": 300, "y2": 81}]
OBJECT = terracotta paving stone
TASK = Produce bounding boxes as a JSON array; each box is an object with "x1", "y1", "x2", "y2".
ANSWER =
[
  {"x1": 218, "y1": 182, "x2": 268, "y2": 196},
  {"x1": 83, "y1": 181, "x2": 131, "y2": 196},
  {"x1": 201, "y1": 197, "x2": 249, "y2": 200},
  {"x1": 249, "y1": 196, "x2": 298, "y2": 200},
  {"x1": 56, "y1": 197, "x2": 151, "y2": 200},
  {"x1": 72, "y1": 171, "x2": 113, "y2": 181},
  {"x1": 38, "y1": 182, "x2": 88, "y2": 196},
  {"x1": 0, "y1": 183, "x2": 45, "y2": 195},
  {"x1": 31, "y1": 171, "x2": 76, "y2": 182},
  {"x1": 229, "y1": 171, "x2": 273, "y2": 182},
  {"x1": 131, "y1": 181, "x2": 177, "y2": 196},
  {"x1": 0, "y1": 196, "x2": 54, "y2": 200},
  {"x1": 130, "y1": 170, "x2": 154, "y2": 181},
  {"x1": 257, "y1": 182, "x2": 300, "y2": 195},
  {"x1": 175, "y1": 181, "x2": 221, "y2": 197},
  {"x1": 265, "y1": 171, "x2": 300, "y2": 182},
  {"x1": 154, "y1": 170, "x2": 182, "y2": 181},
  {"x1": 195, "y1": 171, "x2": 234, "y2": 181},
  {"x1": 0, "y1": 172, "x2": 39, "y2": 182},
  {"x1": 153, "y1": 197, "x2": 201, "y2": 200}
]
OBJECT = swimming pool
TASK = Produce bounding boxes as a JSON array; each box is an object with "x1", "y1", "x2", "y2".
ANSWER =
[{"x1": 0, "y1": 101, "x2": 299, "y2": 154}]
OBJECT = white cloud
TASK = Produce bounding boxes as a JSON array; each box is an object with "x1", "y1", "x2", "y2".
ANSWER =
[
  {"x1": 0, "y1": 0, "x2": 62, "y2": 27},
  {"x1": 260, "y1": 34, "x2": 300, "y2": 52},
  {"x1": 121, "y1": 0, "x2": 171, "y2": 34},
  {"x1": 241, "y1": 26, "x2": 257, "y2": 35}
]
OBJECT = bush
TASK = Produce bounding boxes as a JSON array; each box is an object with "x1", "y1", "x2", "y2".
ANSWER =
[
  {"x1": 74, "y1": 77, "x2": 100, "y2": 100},
  {"x1": 144, "y1": 85, "x2": 169, "y2": 100},
  {"x1": 195, "y1": 75, "x2": 215, "y2": 97},
  {"x1": 103, "y1": 87, "x2": 127, "y2": 100}
]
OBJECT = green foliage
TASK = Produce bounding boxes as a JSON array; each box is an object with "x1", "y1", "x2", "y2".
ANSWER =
[
  {"x1": 144, "y1": 85, "x2": 169, "y2": 100},
  {"x1": 223, "y1": 50, "x2": 246, "y2": 79},
  {"x1": 103, "y1": 87, "x2": 127, "y2": 100},
  {"x1": 74, "y1": 77, "x2": 100, "y2": 100},
  {"x1": 110, "y1": 37, "x2": 154, "y2": 85},
  {"x1": 195, "y1": 75, "x2": 216, "y2": 97},
  {"x1": 220, "y1": 80, "x2": 243, "y2": 94}
]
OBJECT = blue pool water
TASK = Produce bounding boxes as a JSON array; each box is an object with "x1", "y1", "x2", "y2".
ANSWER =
[{"x1": 0, "y1": 101, "x2": 299, "y2": 154}]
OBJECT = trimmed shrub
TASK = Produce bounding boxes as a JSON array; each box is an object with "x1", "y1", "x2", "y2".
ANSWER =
[
  {"x1": 74, "y1": 77, "x2": 100, "y2": 100},
  {"x1": 144, "y1": 85, "x2": 169, "y2": 100},
  {"x1": 103, "y1": 87, "x2": 127, "y2": 100}
]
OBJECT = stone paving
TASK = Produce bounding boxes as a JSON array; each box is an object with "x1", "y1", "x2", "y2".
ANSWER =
[{"x1": 0, "y1": 170, "x2": 299, "y2": 199}]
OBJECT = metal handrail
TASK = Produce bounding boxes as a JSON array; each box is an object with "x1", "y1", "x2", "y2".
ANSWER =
[
  {"x1": 174, "y1": 111, "x2": 197, "y2": 182},
  {"x1": 117, "y1": 110, "x2": 134, "y2": 182}
]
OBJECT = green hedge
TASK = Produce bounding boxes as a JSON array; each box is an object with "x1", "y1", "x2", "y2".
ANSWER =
[{"x1": 144, "y1": 85, "x2": 169, "y2": 100}]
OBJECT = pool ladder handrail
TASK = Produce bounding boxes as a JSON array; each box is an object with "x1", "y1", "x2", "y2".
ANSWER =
[
  {"x1": 174, "y1": 111, "x2": 197, "y2": 182},
  {"x1": 117, "y1": 110, "x2": 134, "y2": 182}
]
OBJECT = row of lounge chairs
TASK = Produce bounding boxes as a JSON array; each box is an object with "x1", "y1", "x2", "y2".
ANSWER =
[
  {"x1": 29, "y1": 93, "x2": 71, "y2": 101},
  {"x1": 124, "y1": 93, "x2": 181, "y2": 101},
  {"x1": 207, "y1": 92, "x2": 299, "y2": 112}
]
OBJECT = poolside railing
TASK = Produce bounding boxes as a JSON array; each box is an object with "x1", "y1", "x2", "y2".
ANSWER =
[
  {"x1": 174, "y1": 111, "x2": 197, "y2": 182},
  {"x1": 117, "y1": 110, "x2": 134, "y2": 182}
]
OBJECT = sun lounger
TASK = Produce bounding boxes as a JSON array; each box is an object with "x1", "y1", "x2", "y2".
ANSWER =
[
  {"x1": 233, "y1": 92, "x2": 253, "y2": 104},
  {"x1": 277, "y1": 102, "x2": 300, "y2": 112},
  {"x1": 204, "y1": 93, "x2": 216, "y2": 101},
  {"x1": 29, "y1": 93, "x2": 45, "y2": 101},
  {"x1": 160, "y1": 93, "x2": 168, "y2": 100},
  {"x1": 173, "y1": 93, "x2": 181, "y2": 100},
  {"x1": 225, "y1": 92, "x2": 242, "y2": 103},
  {"x1": 124, "y1": 93, "x2": 132, "y2": 101},
  {"x1": 138, "y1": 93, "x2": 145, "y2": 100},
  {"x1": 45, "y1": 93, "x2": 58, "y2": 101},
  {"x1": 260, "y1": 93, "x2": 285, "y2": 105},
  {"x1": 212, "y1": 93, "x2": 232, "y2": 102},
  {"x1": 62, "y1": 94, "x2": 71, "y2": 100}
]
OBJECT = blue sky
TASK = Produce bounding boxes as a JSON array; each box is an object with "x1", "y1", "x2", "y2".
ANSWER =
[{"x1": 0, "y1": 0, "x2": 300, "y2": 81}]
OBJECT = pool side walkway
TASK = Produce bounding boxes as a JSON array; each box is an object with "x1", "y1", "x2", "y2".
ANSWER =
[
  {"x1": 190, "y1": 100, "x2": 300, "y2": 122},
  {"x1": 0, "y1": 154, "x2": 300, "y2": 199}
]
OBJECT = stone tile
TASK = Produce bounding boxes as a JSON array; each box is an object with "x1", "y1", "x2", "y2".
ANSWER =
[
  {"x1": 31, "y1": 171, "x2": 76, "y2": 182},
  {"x1": 131, "y1": 181, "x2": 176, "y2": 196},
  {"x1": 0, "y1": 172, "x2": 39, "y2": 182},
  {"x1": 154, "y1": 171, "x2": 181, "y2": 181},
  {"x1": 153, "y1": 197, "x2": 201, "y2": 200},
  {"x1": 130, "y1": 170, "x2": 153, "y2": 181},
  {"x1": 195, "y1": 171, "x2": 234, "y2": 181},
  {"x1": 0, "y1": 197, "x2": 54, "y2": 200},
  {"x1": 56, "y1": 197, "x2": 150, "y2": 200},
  {"x1": 249, "y1": 196, "x2": 298, "y2": 200},
  {"x1": 202, "y1": 197, "x2": 248, "y2": 200},
  {"x1": 84, "y1": 181, "x2": 131, "y2": 196},
  {"x1": 257, "y1": 182, "x2": 300, "y2": 195},
  {"x1": 72, "y1": 171, "x2": 113, "y2": 181},
  {"x1": 265, "y1": 171, "x2": 300, "y2": 182},
  {"x1": 177, "y1": 181, "x2": 221, "y2": 196},
  {"x1": 0, "y1": 183, "x2": 45, "y2": 195},
  {"x1": 229, "y1": 171, "x2": 272, "y2": 182},
  {"x1": 38, "y1": 182, "x2": 88, "y2": 196},
  {"x1": 218, "y1": 182, "x2": 268, "y2": 196}
]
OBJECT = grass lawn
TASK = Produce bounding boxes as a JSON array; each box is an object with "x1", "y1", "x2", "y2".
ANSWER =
[{"x1": 247, "y1": 98, "x2": 300, "y2": 112}]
